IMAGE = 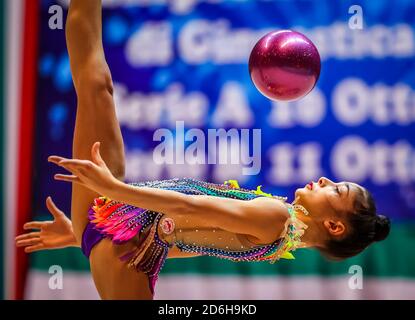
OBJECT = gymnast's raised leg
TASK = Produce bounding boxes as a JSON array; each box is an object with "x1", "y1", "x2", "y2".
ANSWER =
[{"x1": 66, "y1": 0, "x2": 152, "y2": 299}]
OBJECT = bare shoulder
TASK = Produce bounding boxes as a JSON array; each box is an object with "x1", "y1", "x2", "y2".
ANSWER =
[
  {"x1": 246, "y1": 197, "x2": 290, "y2": 243},
  {"x1": 248, "y1": 197, "x2": 290, "y2": 219}
]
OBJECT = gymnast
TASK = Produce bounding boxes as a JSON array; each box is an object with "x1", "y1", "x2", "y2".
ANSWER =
[{"x1": 15, "y1": 0, "x2": 390, "y2": 300}]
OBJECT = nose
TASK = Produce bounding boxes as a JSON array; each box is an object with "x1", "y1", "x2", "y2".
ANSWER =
[{"x1": 318, "y1": 177, "x2": 334, "y2": 187}]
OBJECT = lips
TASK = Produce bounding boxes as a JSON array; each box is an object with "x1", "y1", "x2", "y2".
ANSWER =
[{"x1": 306, "y1": 181, "x2": 313, "y2": 190}]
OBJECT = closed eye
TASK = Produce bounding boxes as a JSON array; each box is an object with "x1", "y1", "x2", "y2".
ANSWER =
[{"x1": 335, "y1": 185, "x2": 340, "y2": 195}]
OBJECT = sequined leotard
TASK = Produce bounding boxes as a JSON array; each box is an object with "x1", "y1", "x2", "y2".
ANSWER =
[{"x1": 82, "y1": 178, "x2": 308, "y2": 295}]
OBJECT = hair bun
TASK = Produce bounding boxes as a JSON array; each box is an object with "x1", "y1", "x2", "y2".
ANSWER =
[{"x1": 374, "y1": 215, "x2": 391, "y2": 242}]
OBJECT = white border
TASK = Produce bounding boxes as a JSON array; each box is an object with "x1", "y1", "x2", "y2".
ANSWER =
[
  {"x1": 4, "y1": 0, "x2": 24, "y2": 300},
  {"x1": 25, "y1": 272, "x2": 415, "y2": 300}
]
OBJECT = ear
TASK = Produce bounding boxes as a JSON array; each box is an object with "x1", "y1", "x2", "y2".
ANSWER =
[{"x1": 323, "y1": 220, "x2": 346, "y2": 237}]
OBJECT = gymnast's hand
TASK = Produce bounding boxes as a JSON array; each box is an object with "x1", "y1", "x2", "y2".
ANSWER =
[
  {"x1": 15, "y1": 196, "x2": 78, "y2": 252},
  {"x1": 48, "y1": 141, "x2": 119, "y2": 196}
]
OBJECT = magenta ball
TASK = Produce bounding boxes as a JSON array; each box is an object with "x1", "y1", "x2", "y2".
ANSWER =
[{"x1": 249, "y1": 30, "x2": 321, "y2": 101}]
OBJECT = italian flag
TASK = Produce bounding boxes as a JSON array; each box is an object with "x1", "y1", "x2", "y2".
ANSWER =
[{"x1": 1, "y1": 0, "x2": 415, "y2": 300}]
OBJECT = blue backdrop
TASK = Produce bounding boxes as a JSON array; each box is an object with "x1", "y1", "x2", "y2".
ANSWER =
[{"x1": 33, "y1": 0, "x2": 415, "y2": 224}]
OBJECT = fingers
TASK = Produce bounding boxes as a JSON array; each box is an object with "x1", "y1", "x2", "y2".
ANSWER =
[
  {"x1": 48, "y1": 155, "x2": 95, "y2": 186},
  {"x1": 23, "y1": 221, "x2": 45, "y2": 230},
  {"x1": 48, "y1": 156, "x2": 79, "y2": 176},
  {"x1": 48, "y1": 156, "x2": 93, "y2": 172},
  {"x1": 16, "y1": 238, "x2": 40, "y2": 247},
  {"x1": 54, "y1": 174, "x2": 81, "y2": 183},
  {"x1": 91, "y1": 141, "x2": 105, "y2": 166},
  {"x1": 15, "y1": 233, "x2": 45, "y2": 252},
  {"x1": 48, "y1": 155, "x2": 66, "y2": 164},
  {"x1": 45, "y1": 196, "x2": 64, "y2": 218},
  {"x1": 59, "y1": 159, "x2": 91, "y2": 167},
  {"x1": 15, "y1": 232, "x2": 40, "y2": 241},
  {"x1": 24, "y1": 244, "x2": 45, "y2": 253}
]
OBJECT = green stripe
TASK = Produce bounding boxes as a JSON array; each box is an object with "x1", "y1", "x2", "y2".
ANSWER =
[
  {"x1": 0, "y1": 0, "x2": 5, "y2": 300},
  {"x1": 30, "y1": 223, "x2": 415, "y2": 278}
]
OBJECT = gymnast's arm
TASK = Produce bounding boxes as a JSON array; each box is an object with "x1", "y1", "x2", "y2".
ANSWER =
[
  {"x1": 15, "y1": 196, "x2": 201, "y2": 258},
  {"x1": 108, "y1": 182, "x2": 290, "y2": 242},
  {"x1": 26, "y1": 180, "x2": 288, "y2": 246},
  {"x1": 49, "y1": 144, "x2": 290, "y2": 242}
]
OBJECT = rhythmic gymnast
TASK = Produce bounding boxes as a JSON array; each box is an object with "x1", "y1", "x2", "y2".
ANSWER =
[{"x1": 16, "y1": 0, "x2": 390, "y2": 300}]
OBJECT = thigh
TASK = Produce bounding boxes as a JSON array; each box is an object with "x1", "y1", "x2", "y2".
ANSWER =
[
  {"x1": 89, "y1": 238, "x2": 154, "y2": 300},
  {"x1": 71, "y1": 85, "x2": 125, "y2": 241}
]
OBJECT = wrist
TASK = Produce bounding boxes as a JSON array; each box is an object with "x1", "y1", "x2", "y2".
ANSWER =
[
  {"x1": 64, "y1": 223, "x2": 80, "y2": 248},
  {"x1": 105, "y1": 177, "x2": 125, "y2": 200},
  {"x1": 68, "y1": 229, "x2": 80, "y2": 247},
  {"x1": 69, "y1": 239, "x2": 80, "y2": 248}
]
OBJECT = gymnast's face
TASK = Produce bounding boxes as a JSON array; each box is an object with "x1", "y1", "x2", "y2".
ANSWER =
[{"x1": 294, "y1": 177, "x2": 363, "y2": 236}]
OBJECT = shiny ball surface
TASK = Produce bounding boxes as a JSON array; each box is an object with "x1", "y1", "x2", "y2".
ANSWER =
[{"x1": 249, "y1": 30, "x2": 321, "y2": 101}]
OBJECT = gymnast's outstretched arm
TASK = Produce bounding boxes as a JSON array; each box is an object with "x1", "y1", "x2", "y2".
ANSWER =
[
  {"x1": 15, "y1": 196, "x2": 200, "y2": 258},
  {"x1": 48, "y1": 142, "x2": 290, "y2": 243}
]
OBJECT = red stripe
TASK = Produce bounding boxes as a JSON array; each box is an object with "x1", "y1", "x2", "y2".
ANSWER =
[{"x1": 15, "y1": 0, "x2": 39, "y2": 300}]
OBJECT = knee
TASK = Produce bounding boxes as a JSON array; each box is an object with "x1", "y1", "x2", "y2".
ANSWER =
[{"x1": 74, "y1": 67, "x2": 114, "y2": 97}]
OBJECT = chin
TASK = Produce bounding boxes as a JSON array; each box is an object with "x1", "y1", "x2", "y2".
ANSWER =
[
  {"x1": 294, "y1": 186, "x2": 310, "y2": 202},
  {"x1": 295, "y1": 187, "x2": 306, "y2": 198}
]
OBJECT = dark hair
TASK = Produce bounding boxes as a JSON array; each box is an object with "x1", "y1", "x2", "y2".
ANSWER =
[{"x1": 319, "y1": 187, "x2": 391, "y2": 261}]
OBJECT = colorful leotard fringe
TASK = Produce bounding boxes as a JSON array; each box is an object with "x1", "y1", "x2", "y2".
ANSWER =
[{"x1": 87, "y1": 178, "x2": 307, "y2": 294}]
